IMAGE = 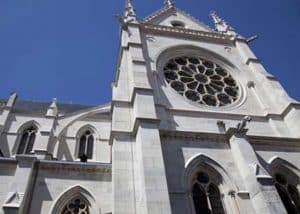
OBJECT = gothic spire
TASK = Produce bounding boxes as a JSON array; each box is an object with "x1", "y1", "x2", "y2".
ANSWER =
[
  {"x1": 210, "y1": 11, "x2": 236, "y2": 36},
  {"x1": 164, "y1": 0, "x2": 175, "y2": 7},
  {"x1": 124, "y1": 0, "x2": 136, "y2": 18}
]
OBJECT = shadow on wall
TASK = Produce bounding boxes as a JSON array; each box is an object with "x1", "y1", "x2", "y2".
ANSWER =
[
  {"x1": 27, "y1": 175, "x2": 53, "y2": 213},
  {"x1": 0, "y1": 134, "x2": 10, "y2": 157},
  {"x1": 56, "y1": 138, "x2": 74, "y2": 161}
]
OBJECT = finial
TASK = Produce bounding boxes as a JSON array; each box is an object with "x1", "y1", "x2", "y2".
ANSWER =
[
  {"x1": 46, "y1": 98, "x2": 58, "y2": 117},
  {"x1": 116, "y1": 0, "x2": 137, "y2": 30},
  {"x1": 164, "y1": 0, "x2": 175, "y2": 7},
  {"x1": 125, "y1": 0, "x2": 136, "y2": 18},
  {"x1": 210, "y1": 11, "x2": 236, "y2": 36}
]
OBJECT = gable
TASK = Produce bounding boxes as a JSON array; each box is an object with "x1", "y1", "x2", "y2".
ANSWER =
[{"x1": 144, "y1": 7, "x2": 213, "y2": 32}]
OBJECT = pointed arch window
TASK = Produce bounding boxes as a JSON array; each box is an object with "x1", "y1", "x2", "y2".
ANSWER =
[
  {"x1": 192, "y1": 171, "x2": 225, "y2": 214},
  {"x1": 78, "y1": 130, "x2": 94, "y2": 162},
  {"x1": 61, "y1": 197, "x2": 89, "y2": 214},
  {"x1": 17, "y1": 126, "x2": 36, "y2": 155},
  {"x1": 274, "y1": 173, "x2": 300, "y2": 213}
]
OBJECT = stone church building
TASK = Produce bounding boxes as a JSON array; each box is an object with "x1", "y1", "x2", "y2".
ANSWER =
[{"x1": 0, "y1": 0, "x2": 299, "y2": 213}]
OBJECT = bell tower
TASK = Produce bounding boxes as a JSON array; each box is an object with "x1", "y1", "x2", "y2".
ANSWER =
[{"x1": 111, "y1": 1, "x2": 300, "y2": 214}]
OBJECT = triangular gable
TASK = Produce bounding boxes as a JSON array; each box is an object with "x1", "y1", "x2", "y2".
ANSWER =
[{"x1": 144, "y1": 6, "x2": 213, "y2": 32}]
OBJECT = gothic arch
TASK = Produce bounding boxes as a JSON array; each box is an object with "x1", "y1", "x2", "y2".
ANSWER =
[
  {"x1": 50, "y1": 185, "x2": 99, "y2": 214},
  {"x1": 268, "y1": 156, "x2": 300, "y2": 177},
  {"x1": 268, "y1": 156, "x2": 300, "y2": 213},
  {"x1": 184, "y1": 153, "x2": 238, "y2": 192},
  {"x1": 184, "y1": 153, "x2": 240, "y2": 214},
  {"x1": 16, "y1": 120, "x2": 40, "y2": 133},
  {"x1": 75, "y1": 124, "x2": 100, "y2": 140},
  {"x1": 75, "y1": 124, "x2": 98, "y2": 161},
  {"x1": 13, "y1": 120, "x2": 40, "y2": 155}
]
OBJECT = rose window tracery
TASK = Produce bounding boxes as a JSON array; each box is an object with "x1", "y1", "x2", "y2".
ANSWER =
[{"x1": 163, "y1": 56, "x2": 239, "y2": 107}]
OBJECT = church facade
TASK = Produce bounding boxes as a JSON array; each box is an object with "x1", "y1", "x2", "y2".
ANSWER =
[{"x1": 0, "y1": 1, "x2": 299, "y2": 213}]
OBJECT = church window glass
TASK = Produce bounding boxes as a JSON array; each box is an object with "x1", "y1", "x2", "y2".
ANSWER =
[
  {"x1": 78, "y1": 130, "x2": 94, "y2": 161},
  {"x1": 274, "y1": 173, "x2": 300, "y2": 213},
  {"x1": 163, "y1": 56, "x2": 239, "y2": 107},
  {"x1": 17, "y1": 126, "x2": 36, "y2": 155},
  {"x1": 192, "y1": 171, "x2": 225, "y2": 214}
]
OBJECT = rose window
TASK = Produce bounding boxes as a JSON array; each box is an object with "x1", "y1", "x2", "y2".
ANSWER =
[
  {"x1": 62, "y1": 198, "x2": 89, "y2": 214},
  {"x1": 163, "y1": 56, "x2": 239, "y2": 107}
]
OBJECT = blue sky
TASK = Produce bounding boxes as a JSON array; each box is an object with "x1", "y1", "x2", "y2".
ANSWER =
[{"x1": 0, "y1": 0, "x2": 299, "y2": 105}]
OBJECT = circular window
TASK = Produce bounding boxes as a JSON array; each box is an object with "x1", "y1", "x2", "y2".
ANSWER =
[{"x1": 163, "y1": 56, "x2": 239, "y2": 107}]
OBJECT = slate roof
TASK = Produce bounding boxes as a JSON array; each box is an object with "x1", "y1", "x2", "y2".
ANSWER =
[{"x1": 0, "y1": 99, "x2": 100, "y2": 116}]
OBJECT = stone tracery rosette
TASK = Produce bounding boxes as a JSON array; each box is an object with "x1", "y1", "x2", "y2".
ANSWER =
[
  {"x1": 62, "y1": 198, "x2": 89, "y2": 214},
  {"x1": 163, "y1": 56, "x2": 239, "y2": 107}
]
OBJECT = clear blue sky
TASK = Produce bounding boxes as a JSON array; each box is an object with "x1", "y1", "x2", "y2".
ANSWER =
[{"x1": 0, "y1": 0, "x2": 299, "y2": 105}]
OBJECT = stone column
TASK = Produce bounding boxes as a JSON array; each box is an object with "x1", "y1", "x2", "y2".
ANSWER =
[
  {"x1": 135, "y1": 121, "x2": 172, "y2": 214},
  {"x1": 228, "y1": 129, "x2": 286, "y2": 214},
  {"x1": 3, "y1": 155, "x2": 37, "y2": 214}
]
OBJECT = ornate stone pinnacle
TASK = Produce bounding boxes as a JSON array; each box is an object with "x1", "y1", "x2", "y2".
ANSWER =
[
  {"x1": 125, "y1": 0, "x2": 136, "y2": 18},
  {"x1": 209, "y1": 10, "x2": 235, "y2": 34},
  {"x1": 164, "y1": 0, "x2": 175, "y2": 7},
  {"x1": 210, "y1": 11, "x2": 223, "y2": 25}
]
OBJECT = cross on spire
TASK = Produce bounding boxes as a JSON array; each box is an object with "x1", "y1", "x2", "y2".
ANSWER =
[{"x1": 164, "y1": 0, "x2": 175, "y2": 7}]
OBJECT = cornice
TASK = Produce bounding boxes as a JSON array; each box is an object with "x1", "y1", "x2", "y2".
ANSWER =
[
  {"x1": 249, "y1": 135, "x2": 300, "y2": 147},
  {"x1": 144, "y1": 6, "x2": 173, "y2": 22},
  {"x1": 141, "y1": 23, "x2": 238, "y2": 44},
  {"x1": 160, "y1": 130, "x2": 229, "y2": 143},
  {"x1": 159, "y1": 129, "x2": 300, "y2": 146},
  {"x1": 39, "y1": 160, "x2": 112, "y2": 174}
]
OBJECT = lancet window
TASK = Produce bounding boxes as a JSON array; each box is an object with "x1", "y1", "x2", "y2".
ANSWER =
[
  {"x1": 274, "y1": 173, "x2": 300, "y2": 213},
  {"x1": 17, "y1": 126, "x2": 36, "y2": 155},
  {"x1": 78, "y1": 130, "x2": 94, "y2": 162},
  {"x1": 192, "y1": 171, "x2": 225, "y2": 214}
]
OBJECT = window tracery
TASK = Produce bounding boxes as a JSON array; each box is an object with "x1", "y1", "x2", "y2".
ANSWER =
[
  {"x1": 61, "y1": 198, "x2": 89, "y2": 214},
  {"x1": 274, "y1": 173, "x2": 300, "y2": 213},
  {"x1": 163, "y1": 56, "x2": 239, "y2": 107},
  {"x1": 192, "y1": 171, "x2": 225, "y2": 214},
  {"x1": 78, "y1": 130, "x2": 94, "y2": 162},
  {"x1": 17, "y1": 126, "x2": 36, "y2": 155}
]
